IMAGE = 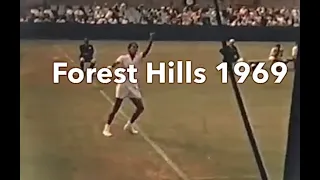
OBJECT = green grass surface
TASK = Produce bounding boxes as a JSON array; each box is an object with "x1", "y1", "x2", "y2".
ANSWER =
[{"x1": 20, "y1": 41, "x2": 294, "y2": 180}]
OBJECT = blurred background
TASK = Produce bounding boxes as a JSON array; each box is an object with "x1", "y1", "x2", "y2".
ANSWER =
[{"x1": 20, "y1": 0, "x2": 300, "y2": 26}]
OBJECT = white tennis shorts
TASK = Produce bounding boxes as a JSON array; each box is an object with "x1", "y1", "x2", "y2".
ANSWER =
[{"x1": 115, "y1": 83, "x2": 142, "y2": 99}]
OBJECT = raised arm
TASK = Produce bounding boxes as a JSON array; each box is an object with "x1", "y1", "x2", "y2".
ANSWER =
[{"x1": 142, "y1": 32, "x2": 155, "y2": 58}]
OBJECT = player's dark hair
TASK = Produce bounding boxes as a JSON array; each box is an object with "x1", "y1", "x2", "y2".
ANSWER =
[{"x1": 128, "y1": 42, "x2": 138, "y2": 49}]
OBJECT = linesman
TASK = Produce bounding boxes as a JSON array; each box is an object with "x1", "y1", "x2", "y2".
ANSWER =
[{"x1": 79, "y1": 38, "x2": 96, "y2": 71}]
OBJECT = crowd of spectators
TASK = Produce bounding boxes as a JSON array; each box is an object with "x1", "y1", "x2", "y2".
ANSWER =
[{"x1": 20, "y1": 3, "x2": 300, "y2": 27}]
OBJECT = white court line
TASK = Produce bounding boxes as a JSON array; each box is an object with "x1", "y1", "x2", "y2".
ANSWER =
[
  {"x1": 53, "y1": 45, "x2": 191, "y2": 180},
  {"x1": 53, "y1": 45, "x2": 259, "y2": 180}
]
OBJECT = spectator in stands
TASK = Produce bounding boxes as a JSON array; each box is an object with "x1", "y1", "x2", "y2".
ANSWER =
[{"x1": 20, "y1": 3, "x2": 300, "y2": 27}]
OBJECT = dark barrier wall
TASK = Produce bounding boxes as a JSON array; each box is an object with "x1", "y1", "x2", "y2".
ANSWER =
[{"x1": 20, "y1": 23, "x2": 299, "y2": 41}]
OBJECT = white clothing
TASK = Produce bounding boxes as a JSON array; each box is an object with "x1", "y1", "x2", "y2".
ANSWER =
[
  {"x1": 269, "y1": 47, "x2": 283, "y2": 61},
  {"x1": 115, "y1": 52, "x2": 144, "y2": 99},
  {"x1": 115, "y1": 83, "x2": 141, "y2": 99},
  {"x1": 292, "y1": 45, "x2": 298, "y2": 59}
]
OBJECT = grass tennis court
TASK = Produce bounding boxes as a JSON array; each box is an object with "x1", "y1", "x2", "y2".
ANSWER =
[{"x1": 20, "y1": 40, "x2": 294, "y2": 180}]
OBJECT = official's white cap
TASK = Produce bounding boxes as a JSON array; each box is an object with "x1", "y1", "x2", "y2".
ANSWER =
[{"x1": 229, "y1": 39, "x2": 235, "y2": 43}]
